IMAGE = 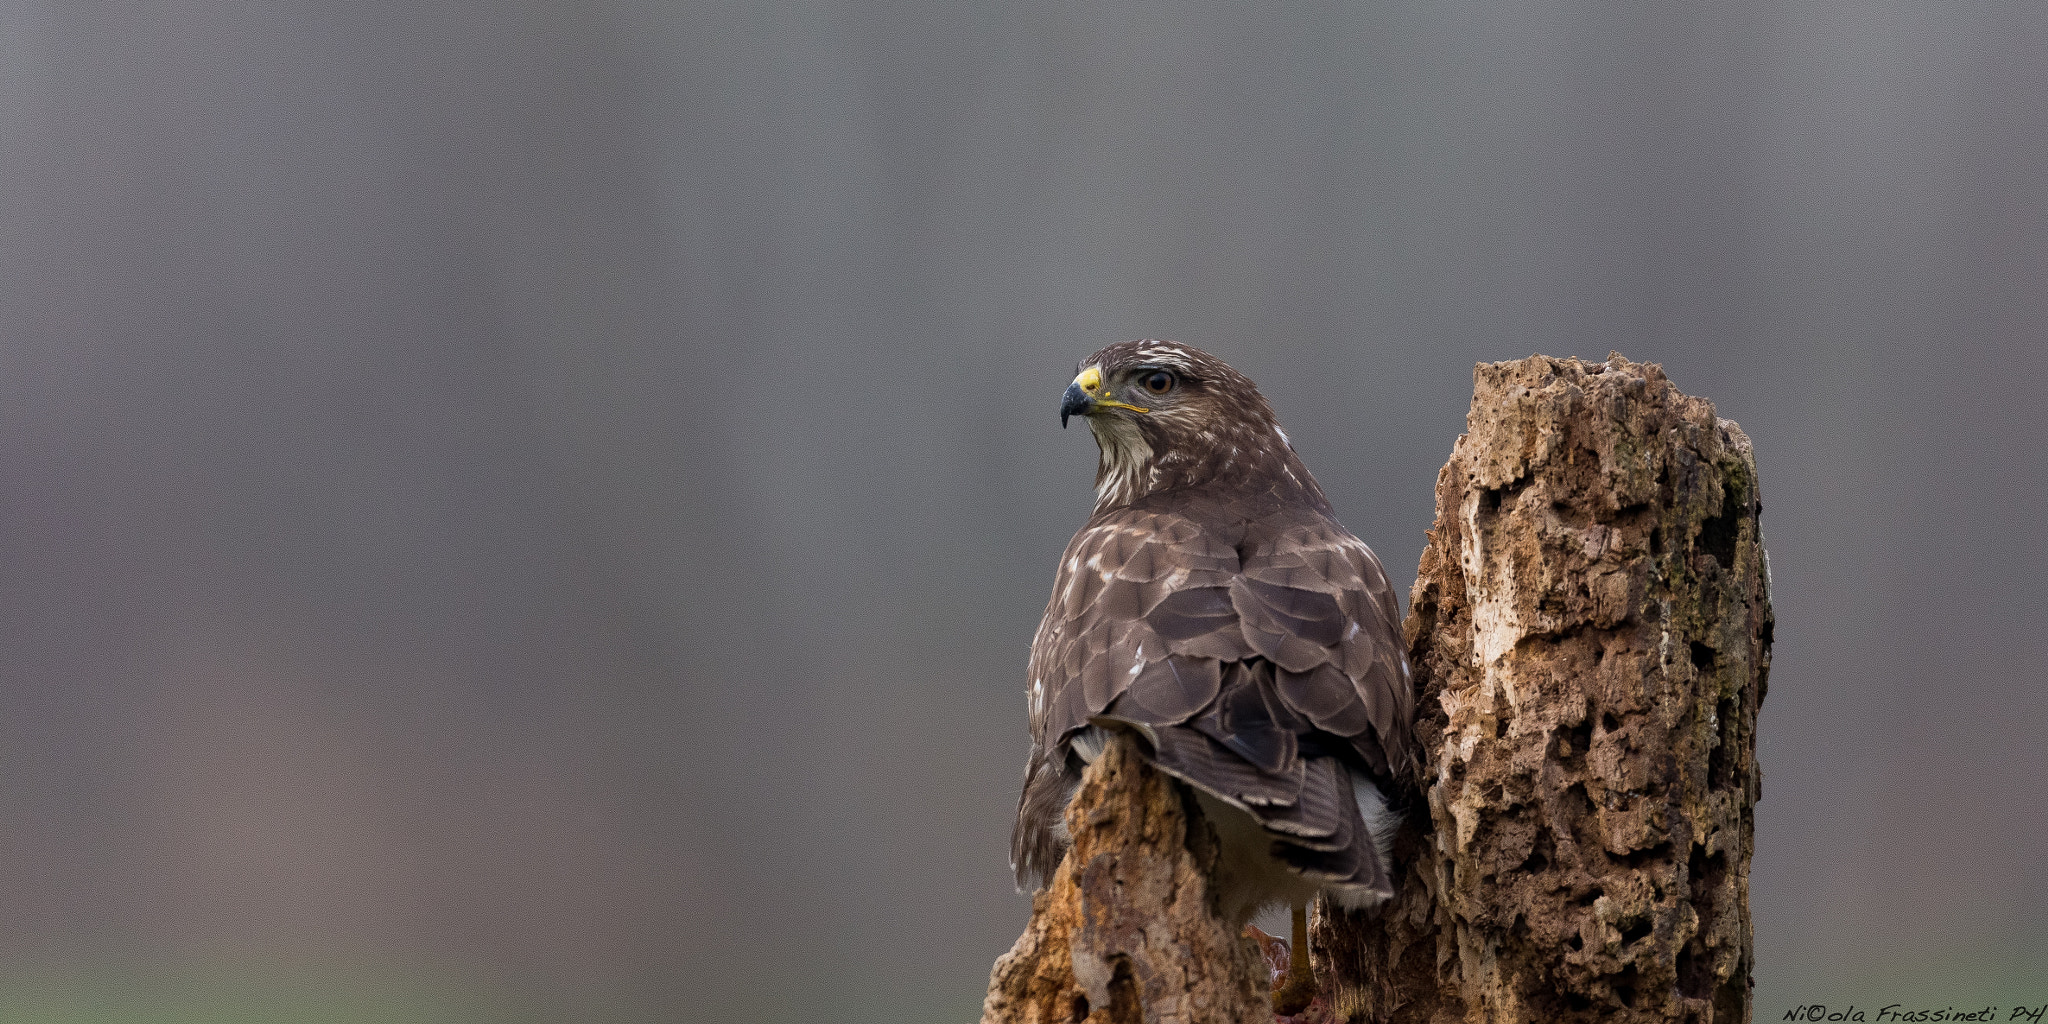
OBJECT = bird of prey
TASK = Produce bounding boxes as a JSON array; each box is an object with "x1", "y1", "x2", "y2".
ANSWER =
[{"x1": 1011, "y1": 341, "x2": 1414, "y2": 1013}]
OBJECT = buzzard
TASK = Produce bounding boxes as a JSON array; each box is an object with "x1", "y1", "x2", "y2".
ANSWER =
[{"x1": 1011, "y1": 341, "x2": 1414, "y2": 1011}]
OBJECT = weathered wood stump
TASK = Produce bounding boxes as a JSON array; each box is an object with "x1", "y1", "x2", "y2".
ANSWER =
[
  {"x1": 981, "y1": 732, "x2": 1269, "y2": 1024},
  {"x1": 1317, "y1": 353, "x2": 1772, "y2": 1023}
]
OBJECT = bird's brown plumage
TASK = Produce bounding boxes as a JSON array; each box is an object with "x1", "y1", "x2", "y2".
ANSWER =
[{"x1": 1013, "y1": 341, "x2": 1414, "y2": 908}]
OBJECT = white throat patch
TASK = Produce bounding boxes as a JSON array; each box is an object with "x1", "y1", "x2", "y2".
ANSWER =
[{"x1": 1087, "y1": 414, "x2": 1152, "y2": 508}]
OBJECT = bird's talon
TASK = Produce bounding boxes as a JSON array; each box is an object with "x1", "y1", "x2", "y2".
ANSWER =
[
  {"x1": 1272, "y1": 972, "x2": 1317, "y2": 1017},
  {"x1": 1271, "y1": 903, "x2": 1318, "y2": 1016}
]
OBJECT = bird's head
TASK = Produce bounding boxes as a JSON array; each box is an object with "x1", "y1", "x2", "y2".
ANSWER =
[{"x1": 1061, "y1": 340, "x2": 1315, "y2": 511}]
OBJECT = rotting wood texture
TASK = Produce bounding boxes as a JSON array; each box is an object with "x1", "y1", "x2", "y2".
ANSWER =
[
  {"x1": 1317, "y1": 353, "x2": 1772, "y2": 1024},
  {"x1": 981, "y1": 731, "x2": 1268, "y2": 1024}
]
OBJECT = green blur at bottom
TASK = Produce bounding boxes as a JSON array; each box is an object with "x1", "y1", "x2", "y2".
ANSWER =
[{"x1": 0, "y1": 968, "x2": 540, "y2": 1024}]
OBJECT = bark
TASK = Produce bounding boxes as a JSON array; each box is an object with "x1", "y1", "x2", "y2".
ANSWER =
[
  {"x1": 981, "y1": 731, "x2": 1269, "y2": 1024},
  {"x1": 1316, "y1": 353, "x2": 1772, "y2": 1024}
]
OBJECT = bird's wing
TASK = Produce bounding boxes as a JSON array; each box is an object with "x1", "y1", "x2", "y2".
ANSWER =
[
  {"x1": 1026, "y1": 505, "x2": 1246, "y2": 751},
  {"x1": 1012, "y1": 504, "x2": 1240, "y2": 885},
  {"x1": 1231, "y1": 507, "x2": 1413, "y2": 781},
  {"x1": 1012, "y1": 502, "x2": 1412, "y2": 889}
]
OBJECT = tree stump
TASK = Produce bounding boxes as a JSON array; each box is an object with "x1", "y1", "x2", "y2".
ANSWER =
[
  {"x1": 981, "y1": 731, "x2": 1269, "y2": 1024},
  {"x1": 1316, "y1": 353, "x2": 1772, "y2": 1023}
]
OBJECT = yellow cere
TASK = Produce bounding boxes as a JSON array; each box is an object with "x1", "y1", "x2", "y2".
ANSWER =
[{"x1": 1073, "y1": 366, "x2": 1150, "y2": 414}]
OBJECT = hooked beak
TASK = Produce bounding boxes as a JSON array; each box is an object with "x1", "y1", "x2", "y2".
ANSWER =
[
  {"x1": 1060, "y1": 381, "x2": 1091, "y2": 428},
  {"x1": 1059, "y1": 366, "x2": 1149, "y2": 428}
]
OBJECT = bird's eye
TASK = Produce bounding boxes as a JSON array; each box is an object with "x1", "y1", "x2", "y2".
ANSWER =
[{"x1": 1141, "y1": 370, "x2": 1175, "y2": 395}]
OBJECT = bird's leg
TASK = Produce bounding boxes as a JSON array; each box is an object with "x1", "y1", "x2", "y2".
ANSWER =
[{"x1": 1271, "y1": 901, "x2": 1317, "y2": 1015}]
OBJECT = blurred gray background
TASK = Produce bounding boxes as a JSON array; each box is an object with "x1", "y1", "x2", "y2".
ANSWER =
[{"x1": 2, "y1": 1, "x2": 2044, "y2": 1021}]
